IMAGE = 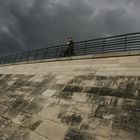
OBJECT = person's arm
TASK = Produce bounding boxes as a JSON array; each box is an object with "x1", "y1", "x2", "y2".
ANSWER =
[
  {"x1": 63, "y1": 41, "x2": 70, "y2": 48},
  {"x1": 66, "y1": 41, "x2": 70, "y2": 45}
]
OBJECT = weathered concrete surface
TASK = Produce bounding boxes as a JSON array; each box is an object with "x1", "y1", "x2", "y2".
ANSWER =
[{"x1": 0, "y1": 55, "x2": 140, "y2": 140}]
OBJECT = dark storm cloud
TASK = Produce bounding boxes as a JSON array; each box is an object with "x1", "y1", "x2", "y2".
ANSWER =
[{"x1": 0, "y1": 0, "x2": 140, "y2": 56}]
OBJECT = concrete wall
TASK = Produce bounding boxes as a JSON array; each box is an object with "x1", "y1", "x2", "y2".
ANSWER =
[
  {"x1": 0, "y1": 54, "x2": 140, "y2": 76},
  {"x1": 0, "y1": 55, "x2": 140, "y2": 140}
]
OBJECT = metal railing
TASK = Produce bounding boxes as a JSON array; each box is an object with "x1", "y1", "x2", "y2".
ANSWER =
[{"x1": 0, "y1": 32, "x2": 140, "y2": 64}]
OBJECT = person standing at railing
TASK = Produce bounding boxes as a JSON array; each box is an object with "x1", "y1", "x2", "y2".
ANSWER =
[{"x1": 63, "y1": 37, "x2": 74, "y2": 57}]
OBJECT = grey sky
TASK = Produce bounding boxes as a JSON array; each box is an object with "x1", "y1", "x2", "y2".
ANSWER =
[{"x1": 0, "y1": 0, "x2": 140, "y2": 56}]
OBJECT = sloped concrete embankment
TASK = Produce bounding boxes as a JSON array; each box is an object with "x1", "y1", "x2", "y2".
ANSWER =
[{"x1": 0, "y1": 55, "x2": 140, "y2": 140}]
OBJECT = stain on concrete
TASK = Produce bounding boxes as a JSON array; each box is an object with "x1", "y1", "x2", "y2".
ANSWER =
[
  {"x1": 63, "y1": 85, "x2": 83, "y2": 93},
  {"x1": 64, "y1": 128, "x2": 94, "y2": 140},
  {"x1": 21, "y1": 114, "x2": 42, "y2": 131},
  {"x1": 0, "y1": 117, "x2": 29, "y2": 140},
  {"x1": 58, "y1": 112, "x2": 82, "y2": 126},
  {"x1": 95, "y1": 105, "x2": 140, "y2": 126}
]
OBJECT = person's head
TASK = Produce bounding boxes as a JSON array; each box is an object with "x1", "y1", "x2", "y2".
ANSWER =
[{"x1": 68, "y1": 37, "x2": 72, "y2": 41}]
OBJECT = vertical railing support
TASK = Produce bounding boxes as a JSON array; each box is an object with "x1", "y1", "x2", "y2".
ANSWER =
[
  {"x1": 44, "y1": 49, "x2": 48, "y2": 59},
  {"x1": 14, "y1": 54, "x2": 17, "y2": 63},
  {"x1": 84, "y1": 41, "x2": 87, "y2": 55},
  {"x1": 35, "y1": 50, "x2": 39, "y2": 60},
  {"x1": 0, "y1": 57, "x2": 2, "y2": 64},
  {"x1": 8, "y1": 55, "x2": 12, "y2": 63},
  {"x1": 102, "y1": 38, "x2": 106, "y2": 53},
  {"x1": 26, "y1": 51, "x2": 30, "y2": 61},
  {"x1": 0, "y1": 57, "x2": 3, "y2": 64},
  {"x1": 124, "y1": 35, "x2": 127, "y2": 51},
  {"x1": 3, "y1": 57, "x2": 7, "y2": 64},
  {"x1": 20, "y1": 53, "x2": 23, "y2": 62},
  {"x1": 61, "y1": 46, "x2": 64, "y2": 57},
  {"x1": 55, "y1": 47, "x2": 59, "y2": 58}
]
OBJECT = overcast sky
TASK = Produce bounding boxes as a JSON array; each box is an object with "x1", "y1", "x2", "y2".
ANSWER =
[{"x1": 0, "y1": 0, "x2": 140, "y2": 56}]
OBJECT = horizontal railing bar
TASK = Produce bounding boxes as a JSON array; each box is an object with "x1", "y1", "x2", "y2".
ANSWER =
[
  {"x1": 126, "y1": 40, "x2": 140, "y2": 44},
  {"x1": 127, "y1": 36, "x2": 140, "y2": 39},
  {"x1": 103, "y1": 40, "x2": 125, "y2": 44},
  {"x1": 74, "y1": 32, "x2": 140, "y2": 44},
  {"x1": 127, "y1": 43, "x2": 140, "y2": 48},
  {"x1": 104, "y1": 46, "x2": 125, "y2": 50},
  {"x1": 87, "y1": 42, "x2": 104, "y2": 46},
  {"x1": 104, "y1": 42, "x2": 125, "y2": 47},
  {"x1": 104, "y1": 38, "x2": 125, "y2": 41}
]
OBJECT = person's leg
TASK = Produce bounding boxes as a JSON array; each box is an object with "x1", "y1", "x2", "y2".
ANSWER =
[
  {"x1": 70, "y1": 46, "x2": 74, "y2": 56},
  {"x1": 66, "y1": 48, "x2": 69, "y2": 56},
  {"x1": 67, "y1": 47, "x2": 70, "y2": 56}
]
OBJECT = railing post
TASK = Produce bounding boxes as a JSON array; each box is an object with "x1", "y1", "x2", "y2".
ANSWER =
[
  {"x1": 124, "y1": 35, "x2": 127, "y2": 51},
  {"x1": 8, "y1": 55, "x2": 12, "y2": 63},
  {"x1": 60, "y1": 46, "x2": 64, "y2": 57},
  {"x1": 84, "y1": 41, "x2": 87, "y2": 55},
  {"x1": 0, "y1": 57, "x2": 3, "y2": 64},
  {"x1": 2, "y1": 57, "x2": 4, "y2": 64},
  {"x1": 3, "y1": 57, "x2": 7, "y2": 64},
  {"x1": 44, "y1": 49, "x2": 48, "y2": 59},
  {"x1": 26, "y1": 51, "x2": 30, "y2": 61},
  {"x1": 14, "y1": 54, "x2": 17, "y2": 63},
  {"x1": 55, "y1": 46, "x2": 59, "y2": 58},
  {"x1": 102, "y1": 38, "x2": 105, "y2": 53},
  {"x1": 20, "y1": 53, "x2": 23, "y2": 62},
  {"x1": 34, "y1": 50, "x2": 39, "y2": 60}
]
